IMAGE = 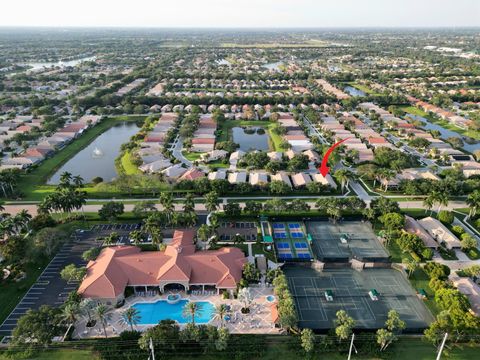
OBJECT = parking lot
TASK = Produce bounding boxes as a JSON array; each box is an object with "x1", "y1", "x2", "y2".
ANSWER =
[{"x1": 0, "y1": 223, "x2": 142, "y2": 337}]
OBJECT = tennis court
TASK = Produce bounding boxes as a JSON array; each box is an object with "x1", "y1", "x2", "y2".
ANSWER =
[
  {"x1": 272, "y1": 222, "x2": 313, "y2": 261},
  {"x1": 306, "y1": 221, "x2": 389, "y2": 262},
  {"x1": 283, "y1": 265, "x2": 434, "y2": 330}
]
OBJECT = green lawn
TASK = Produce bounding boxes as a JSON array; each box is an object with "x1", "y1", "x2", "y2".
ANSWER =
[
  {"x1": 0, "y1": 261, "x2": 48, "y2": 325},
  {"x1": 16, "y1": 116, "x2": 146, "y2": 201},
  {"x1": 120, "y1": 150, "x2": 141, "y2": 175},
  {"x1": 182, "y1": 151, "x2": 202, "y2": 161},
  {"x1": 13, "y1": 339, "x2": 479, "y2": 360},
  {"x1": 386, "y1": 239, "x2": 414, "y2": 263},
  {"x1": 408, "y1": 268, "x2": 440, "y2": 317}
]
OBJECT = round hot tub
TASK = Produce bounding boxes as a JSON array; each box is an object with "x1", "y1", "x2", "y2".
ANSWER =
[
  {"x1": 266, "y1": 295, "x2": 276, "y2": 303},
  {"x1": 167, "y1": 293, "x2": 181, "y2": 304}
]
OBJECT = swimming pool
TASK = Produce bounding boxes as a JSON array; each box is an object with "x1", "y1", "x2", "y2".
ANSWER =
[{"x1": 132, "y1": 299, "x2": 215, "y2": 325}]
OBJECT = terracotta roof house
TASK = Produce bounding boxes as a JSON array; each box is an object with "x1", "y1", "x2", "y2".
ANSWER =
[
  {"x1": 179, "y1": 168, "x2": 205, "y2": 181},
  {"x1": 78, "y1": 230, "x2": 246, "y2": 304}
]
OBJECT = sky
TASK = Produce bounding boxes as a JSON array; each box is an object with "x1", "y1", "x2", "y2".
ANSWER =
[{"x1": 0, "y1": 0, "x2": 479, "y2": 28}]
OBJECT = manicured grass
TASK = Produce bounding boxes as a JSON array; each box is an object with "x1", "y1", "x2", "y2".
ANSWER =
[
  {"x1": 0, "y1": 261, "x2": 48, "y2": 325},
  {"x1": 120, "y1": 151, "x2": 141, "y2": 175},
  {"x1": 16, "y1": 116, "x2": 146, "y2": 201},
  {"x1": 3, "y1": 340, "x2": 479, "y2": 360},
  {"x1": 408, "y1": 268, "x2": 440, "y2": 317},
  {"x1": 23, "y1": 349, "x2": 97, "y2": 360},
  {"x1": 182, "y1": 151, "x2": 202, "y2": 161},
  {"x1": 386, "y1": 239, "x2": 414, "y2": 263}
]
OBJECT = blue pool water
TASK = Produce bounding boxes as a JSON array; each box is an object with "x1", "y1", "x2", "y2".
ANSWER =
[{"x1": 132, "y1": 300, "x2": 215, "y2": 325}]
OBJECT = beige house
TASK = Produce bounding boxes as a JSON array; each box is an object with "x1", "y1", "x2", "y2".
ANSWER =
[
  {"x1": 404, "y1": 216, "x2": 439, "y2": 249},
  {"x1": 228, "y1": 171, "x2": 247, "y2": 184},
  {"x1": 311, "y1": 173, "x2": 337, "y2": 189},
  {"x1": 418, "y1": 217, "x2": 462, "y2": 249},
  {"x1": 270, "y1": 171, "x2": 292, "y2": 187},
  {"x1": 249, "y1": 172, "x2": 269, "y2": 186},
  {"x1": 291, "y1": 173, "x2": 312, "y2": 188}
]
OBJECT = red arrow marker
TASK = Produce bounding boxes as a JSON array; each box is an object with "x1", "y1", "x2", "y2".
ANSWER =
[{"x1": 319, "y1": 138, "x2": 350, "y2": 176}]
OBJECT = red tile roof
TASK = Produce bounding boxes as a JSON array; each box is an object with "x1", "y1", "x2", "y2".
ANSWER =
[{"x1": 78, "y1": 230, "x2": 246, "y2": 299}]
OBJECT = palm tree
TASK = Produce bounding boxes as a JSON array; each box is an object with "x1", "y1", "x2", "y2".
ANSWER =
[
  {"x1": 406, "y1": 259, "x2": 418, "y2": 278},
  {"x1": 183, "y1": 193, "x2": 195, "y2": 214},
  {"x1": 129, "y1": 230, "x2": 144, "y2": 246},
  {"x1": 95, "y1": 304, "x2": 111, "y2": 338},
  {"x1": 80, "y1": 298, "x2": 95, "y2": 325},
  {"x1": 150, "y1": 228, "x2": 163, "y2": 249},
  {"x1": 333, "y1": 169, "x2": 350, "y2": 194},
  {"x1": 159, "y1": 192, "x2": 174, "y2": 225},
  {"x1": 205, "y1": 191, "x2": 220, "y2": 213},
  {"x1": 213, "y1": 304, "x2": 228, "y2": 327},
  {"x1": 427, "y1": 191, "x2": 449, "y2": 213},
  {"x1": 59, "y1": 171, "x2": 73, "y2": 187},
  {"x1": 183, "y1": 301, "x2": 202, "y2": 326},
  {"x1": 120, "y1": 307, "x2": 141, "y2": 332},
  {"x1": 62, "y1": 303, "x2": 80, "y2": 325},
  {"x1": 466, "y1": 190, "x2": 480, "y2": 219},
  {"x1": 72, "y1": 175, "x2": 84, "y2": 188},
  {"x1": 423, "y1": 196, "x2": 434, "y2": 215}
]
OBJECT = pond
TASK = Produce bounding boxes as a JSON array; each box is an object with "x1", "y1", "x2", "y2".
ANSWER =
[
  {"x1": 19, "y1": 56, "x2": 96, "y2": 72},
  {"x1": 232, "y1": 126, "x2": 270, "y2": 151},
  {"x1": 407, "y1": 114, "x2": 480, "y2": 153},
  {"x1": 47, "y1": 122, "x2": 140, "y2": 184},
  {"x1": 264, "y1": 61, "x2": 283, "y2": 71},
  {"x1": 344, "y1": 86, "x2": 366, "y2": 97}
]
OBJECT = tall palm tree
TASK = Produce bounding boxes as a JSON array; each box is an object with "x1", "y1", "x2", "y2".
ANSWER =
[
  {"x1": 183, "y1": 193, "x2": 195, "y2": 214},
  {"x1": 120, "y1": 307, "x2": 141, "y2": 332},
  {"x1": 159, "y1": 192, "x2": 174, "y2": 225},
  {"x1": 80, "y1": 298, "x2": 95, "y2": 325},
  {"x1": 59, "y1": 171, "x2": 73, "y2": 188},
  {"x1": 72, "y1": 175, "x2": 84, "y2": 188},
  {"x1": 423, "y1": 196, "x2": 434, "y2": 215},
  {"x1": 129, "y1": 230, "x2": 144, "y2": 246},
  {"x1": 427, "y1": 190, "x2": 449, "y2": 213},
  {"x1": 333, "y1": 169, "x2": 350, "y2": 194},
  {"x1": 183, "y1": 302, "x2": 202, "y2": 326},
  {"x1": 466, "y1": 190, "x2": 480, "y2": 219},
  {"x1": 205, "y1": 191, "x2": 220, "y2": 213},
  {"x1": 150, "y1": 228, "x2": 163, "y2": 249},
  {"x1": 62, "y1": 303, "x2": 80, "y2": 325},
  {"x1": 213, "y1": 304, "x2": 228, "y2": 328},
  {"x1": 95, "y1": 304, "x2": 111, "y2": 338}
]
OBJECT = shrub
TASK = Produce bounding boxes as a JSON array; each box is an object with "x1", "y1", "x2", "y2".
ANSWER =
[
  {"x1": 437, "y1": 210, "x2": 454, "y2": 225},
  {"x1": 421, "y1": 248, "x2": 434, "y2": 260},
  {"x1": 451, "y1": 225, "x2": 465, "y2": 236},
  {"x1": 424, "y1": 262, "x2": 450, "y2": 280}
]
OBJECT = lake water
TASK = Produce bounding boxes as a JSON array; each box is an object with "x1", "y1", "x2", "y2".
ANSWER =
[
  {"x1": 20, "y1": 56, "x2": 96, "y2": 72},
  {"x1": 407, "y1": 114, "x2": 480, "y2": 153},
  {"x1": 344, "y1": 86, "x2": 366, "y2": 97},
  {"x1": 264, "y1": 61, "x2": 283, "y2": 71},
  {"x1": 232, "y1": 127, "x2": 270, "y2": 151},
  {"x1": 48, "y1": 122, "x2": 140, "y2": 184}
]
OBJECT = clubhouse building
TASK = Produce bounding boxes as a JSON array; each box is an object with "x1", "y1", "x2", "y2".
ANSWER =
[{"x1": 78, "y1": 229, "x2": 246, "y2": 305}]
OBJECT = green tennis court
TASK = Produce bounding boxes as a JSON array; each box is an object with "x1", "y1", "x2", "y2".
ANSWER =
[
  {"x1": 306, "y1": 221, "x2": 389, "y2": 262},
  {"x1": 284, "y1": 265, "x2": 434, "y2": 330}
]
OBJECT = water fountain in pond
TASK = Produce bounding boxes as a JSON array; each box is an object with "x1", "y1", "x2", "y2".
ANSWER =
[{"x1": 92, "y1": 146, "x2": 104, "y2": 158}]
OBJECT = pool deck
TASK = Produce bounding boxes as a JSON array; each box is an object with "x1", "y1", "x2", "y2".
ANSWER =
[{"x1": 73, "y1": 286, "x2": 279, "y2": 338}]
